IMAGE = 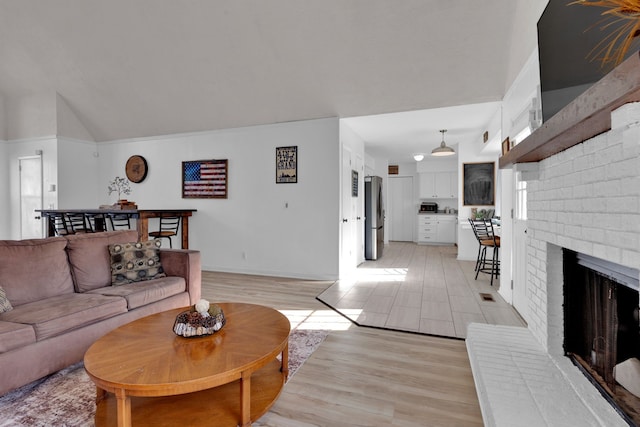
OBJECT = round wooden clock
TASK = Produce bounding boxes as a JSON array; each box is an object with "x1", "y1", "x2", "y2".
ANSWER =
[{"x1": 125, "y1": 155, "x2": 148, "y2": 183}]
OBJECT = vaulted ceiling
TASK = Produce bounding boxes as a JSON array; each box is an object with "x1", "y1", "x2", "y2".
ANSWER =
[{"x1": 0, "y1": 0, "x2": 548, "y2": 155}]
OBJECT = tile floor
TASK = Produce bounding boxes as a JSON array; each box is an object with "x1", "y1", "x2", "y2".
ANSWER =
[{"x1": 317, "y1": 242, "x2": 525, "y2": 338}]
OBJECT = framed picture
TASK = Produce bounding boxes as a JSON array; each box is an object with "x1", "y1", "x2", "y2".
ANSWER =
[
  {"x1": 463, "y1": 162, "x2": 495, "y2": 206},
  {"x1": 182, "y1": 159, "x2": 228, "y2": 199},
  {"x1": 276, "y1": 146, "x2": 297, "y2": 183},
  {"x1": 501, "y1": 137, "x2": 510, "y2": 156},
  {"x1": 351, "y1": 170, "x2": 358, "y2": 197}
]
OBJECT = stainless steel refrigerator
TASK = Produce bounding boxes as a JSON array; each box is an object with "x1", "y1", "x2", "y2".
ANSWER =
[{"x1": 365, "y1": 176, "x2": 384, "y2": 260}]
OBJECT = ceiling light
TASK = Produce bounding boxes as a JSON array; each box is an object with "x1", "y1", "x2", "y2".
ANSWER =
[
  {"x1": 431, "y1": 129, "x2": 455, "y2": 157},
  {"x1": 413, "y1": 153, "x2": 424, "y2": 161}
]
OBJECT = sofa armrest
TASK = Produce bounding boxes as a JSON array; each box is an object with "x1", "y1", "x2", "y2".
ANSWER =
[{"x1": 159, "y1": 249, "x2": 201, "y2": 305}]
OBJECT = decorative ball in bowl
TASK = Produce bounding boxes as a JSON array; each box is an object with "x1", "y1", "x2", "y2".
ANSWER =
[{"x1": 173, "y1": 299, "x2": 226, "y2": 337}]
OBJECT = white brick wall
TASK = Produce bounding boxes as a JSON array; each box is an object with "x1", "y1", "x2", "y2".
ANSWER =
[{"x1": 524, "y1": 101, "x2": 640, "y2": 353}]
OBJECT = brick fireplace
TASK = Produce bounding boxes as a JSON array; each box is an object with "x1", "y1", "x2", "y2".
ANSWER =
[
  {"x1": 521, "y1": 102, "x2": 640, "y2": 424},
  {"x1": 467, "y1": 54, "x2": 640, "y2": 425}
]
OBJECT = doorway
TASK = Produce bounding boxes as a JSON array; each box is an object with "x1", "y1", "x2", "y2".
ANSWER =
[
  {"x1": 388, "y1": 176, "x2": 414, "y2": 241},
  {"x1": 512, "y1": 171, "x2": 529, "y2": 321},
  {"x1": 20, "y1": 155, "x2": 43, "y2": 239}
]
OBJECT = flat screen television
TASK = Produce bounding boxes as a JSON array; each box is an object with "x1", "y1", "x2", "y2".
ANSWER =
[{"x1": 538, "y1": 0, "x2": 640, "y2": 122}]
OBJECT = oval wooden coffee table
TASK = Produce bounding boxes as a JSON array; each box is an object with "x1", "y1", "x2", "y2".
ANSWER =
[{"x1": 84, "y1": 302, "x2": 290, "y2": 427}]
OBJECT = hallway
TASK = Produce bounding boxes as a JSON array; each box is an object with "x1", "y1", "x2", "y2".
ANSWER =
[{"x1": 318, "y1": 242, "x2": 525, "y2": 338}]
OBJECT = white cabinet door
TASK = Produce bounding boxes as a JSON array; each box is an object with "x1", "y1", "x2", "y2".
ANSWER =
[
  {"x1": 436, "y1": 216, "x2": 456, "y2": 243},
  {"x1": 448, "y1": 172, "x2": 458, "y2": 199},
  {"x1": 434, "y1": 173, "x2": 451, "y2": 198},
  {"x1": 420, "y1": 171, "x2": 458, "y2": 199},
  {"x1": 419, "y1": 172, "x2": 436, "y2": 198}
]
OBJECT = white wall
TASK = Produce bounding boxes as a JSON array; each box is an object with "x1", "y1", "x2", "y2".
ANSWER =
[
  {"x1": 57, "y1": 137, "x2": 100, "y2": 209},
  {"x1": 457, "y1": 139, "x2": 499, "y2": 261},
  {"x1": 5, "y1": 137, "x2": 58, "y2": 240},
  {"x1": 497, "y1": 49, "x2": 542, "y2": 301},
  {"x1": 0, "y1": 140, "x2": 9, "y2": 238},
  {"x1": 97, "y1": 118, "x2": 341, "y2": 280}
]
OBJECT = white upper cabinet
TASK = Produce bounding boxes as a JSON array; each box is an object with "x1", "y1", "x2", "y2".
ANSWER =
[{"x1": 419, "y1": 171, "x2": 457, "y2": 199}]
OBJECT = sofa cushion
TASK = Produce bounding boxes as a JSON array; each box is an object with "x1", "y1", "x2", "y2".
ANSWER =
[
  {"x1": 88, "y1": 276, "x2": 186, "y2": 310},
  {"x1": 0, "y1": 321, "x2": 36, "y2": 353},
  {"x1": 0, "y1": 237, "x2": 74, "y2": 306},
  {"x1": 0, "y1": 286, "x2": 13, "y2": 313},
  {"x1": 0, "y1": 293, "x2": 128, "y2": 340},
  {"x1": 66, "y1": 230, "x2": 139, "y2": 292},
  {"x1": 109, "y1": 239, "x2": 166, "y2": 286}
]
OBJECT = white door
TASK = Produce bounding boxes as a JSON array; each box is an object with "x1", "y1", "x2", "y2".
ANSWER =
[
  {"x1": 388, "y1": 176, "x2": 414, "y2": 241},
  {"x1": 20, "y1": 156, "x2": 43, "y2": 239},
  {"x1": 512, "y1": 171, "x2": 529, "y2": 321},
  {"x1": 340, "y1": 146, "x2": 357, "y2": 277}
]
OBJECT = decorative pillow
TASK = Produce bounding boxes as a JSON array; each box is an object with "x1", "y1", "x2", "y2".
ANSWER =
[
  {"x1": 0, "y1": 286, "x2": 13, "y2": 314},
  {"x1": 109, "y1": 240, "x2": 166, "y2": 286}
]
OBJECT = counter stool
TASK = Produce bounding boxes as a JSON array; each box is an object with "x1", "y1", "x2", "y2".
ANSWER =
[
  {"x1": 149, "y1": 215, "x2": 180, "y2": 248},
  {"x1": 469, "y1": 218, "x2": 500, "y2": 286},
  {"x1": 108, "y1": 213, "x2": 132, "y2": 230}
]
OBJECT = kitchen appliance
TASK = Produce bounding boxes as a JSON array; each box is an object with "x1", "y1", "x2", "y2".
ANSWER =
[
  {"x1": 420, "y1": 202, "x2": 438, "y2": 213},
  {"x1": 365, "y1": 176, "x2": 384, "y2": 260}
]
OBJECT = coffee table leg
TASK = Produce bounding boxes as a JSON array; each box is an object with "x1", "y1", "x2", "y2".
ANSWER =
[
  {"x1": 115, "y1": 389, "x2": 132, "y2": 427},
  {"x1": 240, "y1": 371, "x2": 252, "y2": 427},
  {"x1": 281, "y1": 341, "x2": 289, "y2": 379},
  {"x1": 95, "y1": 386, "x2": 107, "y2": 403}
]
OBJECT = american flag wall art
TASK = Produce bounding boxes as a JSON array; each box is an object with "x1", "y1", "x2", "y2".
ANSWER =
[{"x1": 182, "y1": 159, "x2": 228, "y2": 198}]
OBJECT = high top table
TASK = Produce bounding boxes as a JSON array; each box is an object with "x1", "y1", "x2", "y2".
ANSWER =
[
  {"x1": 84, "y1": 303, "x2": 290, "y2": 427},
  {"x1": 36, "y1": 209, "x2": 196, "y2": 249}
]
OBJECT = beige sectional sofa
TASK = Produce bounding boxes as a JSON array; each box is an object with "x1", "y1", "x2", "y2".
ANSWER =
[{"x1": 0, "y1": 230, "x2": 201, "y2": 396}]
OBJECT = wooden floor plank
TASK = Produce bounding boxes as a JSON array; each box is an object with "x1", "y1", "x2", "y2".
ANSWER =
[{"x1": 201, "y1": 252, "x2": 485, "y2": 426}]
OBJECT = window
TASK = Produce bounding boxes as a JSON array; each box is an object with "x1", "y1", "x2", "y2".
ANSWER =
[{"x1": 515, "y1": 171, "x2": 527, "y2": 220}]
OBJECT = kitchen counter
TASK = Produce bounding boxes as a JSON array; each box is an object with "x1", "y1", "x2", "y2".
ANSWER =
[{"x1": 417, "y1": 212, "x2": 457, "y2": 215}]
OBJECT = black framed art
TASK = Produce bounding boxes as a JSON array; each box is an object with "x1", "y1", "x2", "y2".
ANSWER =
[
  {"x1": 276, "y1": 146, "x2": 297, "y2": 183},
  {"x1": 463, "y1": 162, "x2": 495, "y2": 206},
  {"x1": 182, "y1": 159, "x2": 228, "y2": 199},
  {"x1": 351, "y1": 170, "x2": 358, "y2": 197}
]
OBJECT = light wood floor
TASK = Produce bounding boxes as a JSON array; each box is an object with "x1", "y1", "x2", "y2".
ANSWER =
[
  {"x1": 201, "y1": 251, "x2": 486, "y2": 426},
  {"x1": 318, "y1": 242, "x2": 525, "y2": 338}
]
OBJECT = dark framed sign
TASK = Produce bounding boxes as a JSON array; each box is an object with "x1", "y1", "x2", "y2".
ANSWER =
[
  {"x1": 182, "y1": 159, "x2": 228, "y2": 199},
  {"x1": 351, "y1": 170, "x2": 358, "y2": 197},
  {"x1": 276, "y1": 146, "x2": 297, "y2": 183},
  {"x1": 463, "y1": 162, "x2": 495, "y2": 206}
]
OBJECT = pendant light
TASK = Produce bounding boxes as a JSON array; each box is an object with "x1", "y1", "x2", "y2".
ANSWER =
[
  {"x1": 413, "y1": 153, "x2": 425, "y2": 161},
  {"x1": 431, "y1": 129, "x2": 455, "y2": 157}
]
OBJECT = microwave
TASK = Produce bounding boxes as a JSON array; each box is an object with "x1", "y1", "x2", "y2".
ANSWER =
[{"x1": 420, "y1": 202, "x2": 438, "y2": 212}]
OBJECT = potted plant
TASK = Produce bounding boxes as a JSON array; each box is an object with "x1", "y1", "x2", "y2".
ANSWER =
[{"x1": 107, "y1": 176, "x2": 132, "y2": 204}]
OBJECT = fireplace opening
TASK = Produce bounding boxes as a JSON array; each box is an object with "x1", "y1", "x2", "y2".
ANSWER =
[{"x1": 563, "y1": 249, "x2": 640, "y2": 425}]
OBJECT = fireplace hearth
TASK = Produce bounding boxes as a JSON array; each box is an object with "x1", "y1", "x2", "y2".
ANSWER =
[{"x1": 564, "y1": 249, "x2": 640, "y2": 425}]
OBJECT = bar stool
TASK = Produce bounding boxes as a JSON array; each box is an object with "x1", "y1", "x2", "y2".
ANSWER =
[
  {"x1": 108, "y1": 213, "x2": 132, "y2": 230},
  {"x1": 66, "y1": 213, "x2": 95, "y2": 233},
  {"x1": 149, "y1": 215, "x2": 180, "y2": 248},
  {"x1": 469, "y1": 218, "x2": 500, "y2": 286},
  {"x1": 48, "y1": 213, "x2": 71, "y2": 236}
]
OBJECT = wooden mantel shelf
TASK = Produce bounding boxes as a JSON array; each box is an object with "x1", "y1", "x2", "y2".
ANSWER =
[{"x1": 500, "y1": 52, "x2": 640, "y2": 169}]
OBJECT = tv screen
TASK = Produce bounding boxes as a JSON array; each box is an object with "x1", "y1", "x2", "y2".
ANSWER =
[{"x1": 537, "y1": 0, "x2": 639, "y2": 122}]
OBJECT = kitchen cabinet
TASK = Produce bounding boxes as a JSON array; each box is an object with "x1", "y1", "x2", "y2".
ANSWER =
[
  {"x1": 417, "y1": 214, "x2": 456, "y2": 244},
  {"x1": 419, "y1": 172, "x2": 457, "y2": 199},
  {"x1": 436, "y1": 215, "x2": 456, "y2": 243},
  {"x1": 417, "y1": 215, "x2": 438, "y2": 243}
]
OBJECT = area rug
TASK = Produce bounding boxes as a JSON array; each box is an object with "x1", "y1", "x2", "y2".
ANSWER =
[{"x1": 0, "y1": 328, "x2": 329, "y2": 427}]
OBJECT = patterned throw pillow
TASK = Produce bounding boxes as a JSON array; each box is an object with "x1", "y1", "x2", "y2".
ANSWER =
[
  {"x1": 0, "y1": 286, "x2": 13, "y2": 313},
  {"x1": 109, "y1": 240, "x2": 166, "y2": 286}
]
